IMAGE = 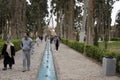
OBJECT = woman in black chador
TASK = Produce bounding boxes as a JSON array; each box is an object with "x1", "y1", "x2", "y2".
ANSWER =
[
  {"x1": 54, "y1": 36, "x2": 60, "y2": 51},
  {"x1": 2, "y1": 40, "x2": 15, "y2": 70}
]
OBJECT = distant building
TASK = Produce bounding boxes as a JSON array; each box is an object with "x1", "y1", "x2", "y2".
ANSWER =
[{"x1": 110, "y1": 25, "x2": 120, "y2": 38}]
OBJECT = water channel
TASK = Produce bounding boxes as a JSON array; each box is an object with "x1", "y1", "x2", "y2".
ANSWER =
[{"x1": 37, "y1": 41, "x2": 56, "y2": 80}]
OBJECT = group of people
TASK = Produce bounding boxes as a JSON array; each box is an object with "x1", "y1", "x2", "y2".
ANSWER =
[
  {"x1": 1, "y1": 33, "x2": 60, "y2": 72},
  {"x1": 2, "y1": 33, "x2": 33, "y2": 72}
]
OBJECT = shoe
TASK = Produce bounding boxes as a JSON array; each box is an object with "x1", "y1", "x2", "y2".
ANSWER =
[
  {"x1": 9, "y1": 65, "x2": 12, "y2": 69},
  {"x1": 9, "y1": 67, "x2": 12, "y2": 69},
  {"x1": 2, "y1": 68, "x2": 7, "y2": 70},
  {"x1": 22, "y1": 70, "x2": 26, "y2": 72}
]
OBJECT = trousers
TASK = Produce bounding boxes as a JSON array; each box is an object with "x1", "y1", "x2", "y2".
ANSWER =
[{"x1": 22, "y1": 50, "x2": 31, "y2": 70}]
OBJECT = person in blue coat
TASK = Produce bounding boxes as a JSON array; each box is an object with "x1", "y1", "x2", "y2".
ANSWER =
[{"x1": 21, "y1": 32, "x2": 33, "y2": 72}]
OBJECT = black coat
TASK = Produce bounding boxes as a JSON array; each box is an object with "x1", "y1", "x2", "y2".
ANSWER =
[
  {"x1": 2, "y1": 44, "x2": 15, "y2": 64},
  {"x1": 55, "y1": 39, "x2": 59, "y2": 47}
]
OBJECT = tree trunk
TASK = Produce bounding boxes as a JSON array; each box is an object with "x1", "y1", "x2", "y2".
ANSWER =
[
  {"x1": 86, "y1": 0, "x2": 95, "y2": 45},
  {"x1": 10, "y1": 0, "x2": 26, "y2": 39},
  {"x1": 60, "y1": 10, "x2": 63, "y2": 38},
  {"x1": 80, "y1": 0, "x2": 89, "y2": 43},
  {"x1": 56, "y1": 12, "x2": 60, "y2": 36},
  {"x1": 37, "y1": 14, "x2": 43, "y2": 36},
  {"x1": 63, "y1": 2, "x2": 68, "y2": 39},
  {"x1": 68, "y1": 0, "x2": 75, "y2": 40}
]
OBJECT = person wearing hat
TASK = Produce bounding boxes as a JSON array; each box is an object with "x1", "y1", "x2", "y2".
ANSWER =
[{"x1": 1, "y1": 39, "x2": 15, "y2": 70}]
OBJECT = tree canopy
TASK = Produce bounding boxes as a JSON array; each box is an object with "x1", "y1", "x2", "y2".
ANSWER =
[{"x1": 0, "y1": 0, "x2": 119, "y2": 46}]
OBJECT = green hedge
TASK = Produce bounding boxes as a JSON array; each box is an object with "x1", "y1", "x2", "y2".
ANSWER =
[
  {"x1": 0, "y1": 42, "x2": 5, "y2": 58},
  {"x1": 0, "y1": 39, "x2": 21, "y2": 58},
  {"x1": 61, "y1": 38, "x2": 85, "y2": 53},
  {"x1": 61, "y1": 38, "x2": 120, "y2": 73},
  {"x1": 11, "y1": 39, "x2": 21, "y2": 51},
  {"x1": 85, "y1": 45, "x2": 113, "y2": 62},
  {"x1": 111, "y1": 37, "x2": 120, "y2": 41}
]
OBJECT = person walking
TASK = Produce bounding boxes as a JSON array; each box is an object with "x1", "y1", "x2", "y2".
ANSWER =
[
  {"x1": 2, "y1": 39, "x2": 15, "y2": 70},
  {"x1": 21, "y1": 33, "x2": 33, "y2": 72},
  {"x1": 36, "y1": 36, "x2": 40, "y2": 47},
  {"x1": 39, "y1": 36, "x2": 43, "y2": 42},
  {"x1": 54, "y1": 36, "x2": 60, "y2": 51}
]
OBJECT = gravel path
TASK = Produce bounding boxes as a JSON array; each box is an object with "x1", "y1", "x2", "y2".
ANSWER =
[
  {"x1": 0, "y1": 41, "x2": 119, "y2": 80},
  {"x1": 0, "y1": 41, "x2": 46, "y2": 80},
  {"x1": 52, "y1": 43, "x2": 120, "y2": 80}
]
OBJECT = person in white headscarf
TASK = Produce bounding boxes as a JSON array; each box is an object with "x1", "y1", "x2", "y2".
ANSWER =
[{"x1": 2, "y1": 39, "x2": 15, "y2": 70}]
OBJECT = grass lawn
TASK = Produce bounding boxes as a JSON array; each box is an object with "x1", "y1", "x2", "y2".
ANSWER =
[{"x1": 99, "y1": 41, "x2": 120, "y2": 53}]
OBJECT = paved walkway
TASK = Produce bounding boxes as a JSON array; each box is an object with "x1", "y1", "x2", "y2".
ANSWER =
[
  {"x1": 0, "y1": 41, "x2": 119, "y2": 80},
  {"x1": 52, "y1": 43, "x2": 120, "y2": 80},
  {"x1": 0, "y1": 41, "x2": 46, "y2": 80}
]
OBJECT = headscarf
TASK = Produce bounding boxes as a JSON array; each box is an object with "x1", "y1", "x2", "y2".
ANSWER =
[{"x1": 6, "y1": 39, "x2": 14, "y2": 57}]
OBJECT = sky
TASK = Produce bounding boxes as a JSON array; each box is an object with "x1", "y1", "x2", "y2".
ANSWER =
[
  {"x1": 47, "y1": 0, "x2": 56, "y2": 28},
  {"x1": 111, "y1": 1, "x2": 120, "y2": 25},
  {"x1": 26, "y1": 0, "x2": 56, "y2": 28},
  {"x1": 26, "y1": 0, "x2": 30, "y2": 4},
  {"x1": 26, "y1": 0, "x2": 120, "y2": 27}
]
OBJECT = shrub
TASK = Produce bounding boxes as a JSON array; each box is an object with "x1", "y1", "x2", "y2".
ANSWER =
[
  {"x1": 11, "y1": 39, "x2": 21, "y2": 51},
  {"x1": 113, "y1": 53, "x2": 120, "y2": 72},
  {"x1": 111, "y1": 37, "x2": 120, "y2": 41},
  {"x1": 85, "y1": 45, "x2": 114, "y2": 62},
  {"x1": 61, "y1": 39, "x2": 85, "y2": 53},
  {"x1": 73, "y1": 41, "x2": 85, "y2": 53},
  {"x1": 61, "y1": 38, "x2": 120, "y2": 73},
  {"x1": 0, "y1": 39, "x2": 21, "y2": 58},
  {"x1": 0, "y1": 42, "x2": 5, "y2": 58}
]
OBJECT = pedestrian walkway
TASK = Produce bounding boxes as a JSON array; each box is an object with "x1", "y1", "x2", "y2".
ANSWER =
[
  {"x1": 0, "y1": 41, "x2": 120, "y2": 80},
  {"x1": 0, "y1": 41, "x2": 46, "y2": 80},
  {"x1": 52, "y1": 43, "x2": 120, "y2": 80}
]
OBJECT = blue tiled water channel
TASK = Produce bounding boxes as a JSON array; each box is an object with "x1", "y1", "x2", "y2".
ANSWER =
[{"x1": 37, "y1": 41, "x2": 56, "y2": 80}]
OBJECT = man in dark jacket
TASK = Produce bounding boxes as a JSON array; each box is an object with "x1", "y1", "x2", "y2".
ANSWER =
[{"x1": 2, "y1": 40, "x2": 15, "y2": 70}]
